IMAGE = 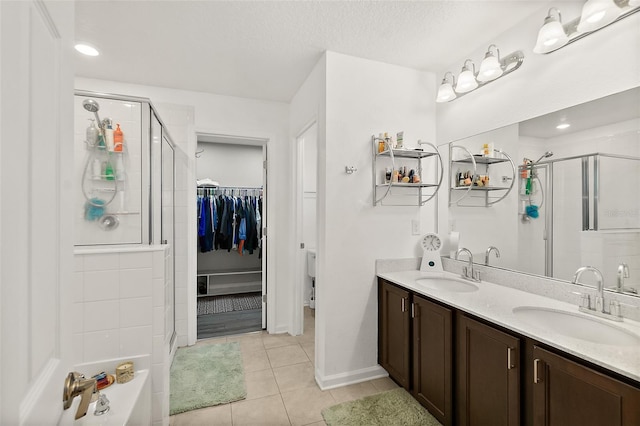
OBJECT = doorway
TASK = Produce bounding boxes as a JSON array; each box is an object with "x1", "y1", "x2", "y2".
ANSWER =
[
  {"x1": 295, "y1": 122, "x2": 318, "y2": 335},
  {"x1": 195, "y1": 135, "x2": 268, "y2": 339}
]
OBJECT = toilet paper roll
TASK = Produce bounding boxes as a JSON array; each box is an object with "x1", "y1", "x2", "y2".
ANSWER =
[{"x1": 448, "y1": 231, "x2": 460, "y2": 258}]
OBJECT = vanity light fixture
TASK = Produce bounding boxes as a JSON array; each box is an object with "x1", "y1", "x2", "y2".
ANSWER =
[
  {"x1": 436, "y1": 46, "x2": 525, "y2": 103},
  {"x1": 436, "y1": 72, "x2": 457, "y2": 103},
  {"x1": 533, "y1": 0, "x2": 639, "y2": 54}
]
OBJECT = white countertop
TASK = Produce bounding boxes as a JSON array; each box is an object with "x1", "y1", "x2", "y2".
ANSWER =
[{"x1": 378, "y1": 269, "x2": 640, "y2": 383}]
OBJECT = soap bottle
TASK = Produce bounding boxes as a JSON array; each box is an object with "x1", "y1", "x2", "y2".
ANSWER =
[
  {"x1": 114, "y1": 124, "x2": 124, "y2": 152},
  {"x1": 378, "y1": 133, "x2": 385, "y2": 153},
  {"x1": 482, "y1": 143, "x2": 490, "y2": 157},
  {"x1": 105, "y1": 161, "x2": 115, "y2": 180},
  {"x1": 86, "y1": 119, "x2": 99, "y2": 147}
]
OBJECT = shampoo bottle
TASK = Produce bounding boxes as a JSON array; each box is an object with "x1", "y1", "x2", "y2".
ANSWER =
[
  {"x1": 114, "y1": 124, "x2": 124, "y2": 152},
  {"x1": 105, "y1": 122, "x2": 115, "y2": 151}
]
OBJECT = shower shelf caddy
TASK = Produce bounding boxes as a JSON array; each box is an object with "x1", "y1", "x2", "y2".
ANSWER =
[
  {"x1": 449, "y1": 144, "x2": 516, "y2": 207},
  {"x1": 372, "y1": 135, "x2": 443, "y2": 206}
]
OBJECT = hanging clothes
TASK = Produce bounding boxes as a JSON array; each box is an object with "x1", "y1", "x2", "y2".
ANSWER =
[{"x1": 197, "y1": 187, "x2": 262, "y2": 256}]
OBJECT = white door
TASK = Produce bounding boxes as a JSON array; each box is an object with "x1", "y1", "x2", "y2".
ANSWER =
[{"x1": 0, "y1": 1, "x2": 75, "y2": 424}]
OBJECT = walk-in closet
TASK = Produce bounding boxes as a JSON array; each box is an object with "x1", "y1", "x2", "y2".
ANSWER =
[{"x1": 196, "y1": 139, "x2": 266, "y2": 339}]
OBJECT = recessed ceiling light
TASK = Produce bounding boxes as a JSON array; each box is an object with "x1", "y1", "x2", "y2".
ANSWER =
[
  {"x1": 556, "y1": 123, "x2": 571, "y2": 130},
  {"x1": 75, "y1": 43, "x2": 99, "y2": 56}
]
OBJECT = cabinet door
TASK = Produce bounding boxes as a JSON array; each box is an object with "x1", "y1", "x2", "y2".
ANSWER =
[
  {"x1": 378, "y1": 279, "x2": 411, "y2": 389},
  {"x1": 413, "y1": 295, "x2": 453, "y2": 426},
  {"x1": 532, "y1": 345, "x2": 640, "y2": 426},
  {"x1": 457, "y1": 314, "x2": 520, "y2": 426}
]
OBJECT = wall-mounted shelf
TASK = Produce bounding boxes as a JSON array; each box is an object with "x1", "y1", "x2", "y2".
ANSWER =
[
  {"x1": 373, "y1": 136, "x2": 443, "y2": 206},
  {"x1": 449, "y1": 147, "x2": 515, "y2": 207}
]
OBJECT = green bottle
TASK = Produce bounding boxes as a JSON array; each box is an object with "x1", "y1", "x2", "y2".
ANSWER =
[{"x1": 105, "y1": 162, "x2": 115, "y2": 180}]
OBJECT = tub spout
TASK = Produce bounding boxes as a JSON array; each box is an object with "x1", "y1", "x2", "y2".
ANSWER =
[{"x1": 63, "y1": 372, "x2": 97, "y2": 419}]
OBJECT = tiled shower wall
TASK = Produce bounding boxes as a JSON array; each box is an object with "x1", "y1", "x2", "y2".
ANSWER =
[{"x1": 73, "y1": 246, "x2": 170, "y2": 425}]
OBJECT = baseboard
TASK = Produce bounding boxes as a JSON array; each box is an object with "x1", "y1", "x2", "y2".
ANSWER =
[{"x1": 315, "y1": 364, "x2": 389, "y2": 390}]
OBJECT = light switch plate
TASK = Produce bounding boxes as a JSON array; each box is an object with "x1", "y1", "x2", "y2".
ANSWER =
[{"x1": 411, "y1": 219, "x2": 420, "y2": 235}]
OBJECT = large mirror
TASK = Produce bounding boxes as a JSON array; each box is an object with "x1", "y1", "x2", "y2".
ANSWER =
[{"x1": 442, "y1": 86, "x2": 640, "y2": 296}]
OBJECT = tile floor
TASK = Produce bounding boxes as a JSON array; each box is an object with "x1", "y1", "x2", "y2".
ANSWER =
[{"x1": 170, "y1": 307, "x2": 398, "y2": 425}]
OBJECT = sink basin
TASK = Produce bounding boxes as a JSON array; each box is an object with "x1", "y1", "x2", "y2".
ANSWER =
[
  {"x1": 415, "y1": 276, "x2": 479, "y2": 293},
  {"x1": 512, "y1": 306, "x2": 640, "y2": 346}
]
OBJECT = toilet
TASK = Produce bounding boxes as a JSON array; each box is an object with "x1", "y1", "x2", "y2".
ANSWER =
[{"x1": 307, "y1": 249, "x2": 316, "y2": 309}]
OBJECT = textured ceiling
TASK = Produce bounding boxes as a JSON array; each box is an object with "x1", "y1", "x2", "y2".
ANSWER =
[{"x1": 75, "y1": 1, "x2": 546, "y2": 102}]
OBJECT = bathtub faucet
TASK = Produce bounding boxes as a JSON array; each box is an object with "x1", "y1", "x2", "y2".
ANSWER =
[{"x1": 63, "y1": 372, "x2": 96, "y2": 419}]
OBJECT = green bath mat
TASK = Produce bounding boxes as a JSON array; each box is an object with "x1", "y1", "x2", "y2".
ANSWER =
[
  {"x1": 170, "y1": 341, "x2": 246, "y2": 415},
  {"x1": 322, "y1": 388, "x2": 442, "y2": 426}
]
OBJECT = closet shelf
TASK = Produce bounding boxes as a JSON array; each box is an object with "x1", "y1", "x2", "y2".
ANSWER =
[{"x1": 197, "y1": 268, "x2": 262, "y2": 277}]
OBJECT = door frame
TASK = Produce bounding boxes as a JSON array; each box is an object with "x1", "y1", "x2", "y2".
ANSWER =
[
  {"x1": 190, "y1": 132, "x2": 271, "y2": 342},
  {"x1": 293, "y1": 119, "x2": 318, "y2": 336}
]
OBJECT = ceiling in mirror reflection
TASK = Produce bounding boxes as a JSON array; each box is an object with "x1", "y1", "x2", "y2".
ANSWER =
[{"x1": 519, "y1": 87, "x2": 640, "y2": 138}]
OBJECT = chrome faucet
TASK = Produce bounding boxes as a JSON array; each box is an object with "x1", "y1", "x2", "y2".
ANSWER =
[
  {"x1": 456, "y1": 248, "x2": 480, "y2": 282},
  {"x1": 615, "y1": 262, "x2": 637, "y2": 294},
  {"x1": 572, "y1": 266, "x2": 622, "y2": 321},
  {"x1": 485, "y1": 246, "x2": 500, "y2": 266},
  {"x1": 63, "y1": 372, "x2": 97, "y2": 419}
]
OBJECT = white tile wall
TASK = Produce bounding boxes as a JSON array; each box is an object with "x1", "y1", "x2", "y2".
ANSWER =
[
  {"x1": 120, "y1": 268, "x2": 153, "y2": 298},
  {"x1": 74, "y1": 245, "x2": 170, "y2": 425}
]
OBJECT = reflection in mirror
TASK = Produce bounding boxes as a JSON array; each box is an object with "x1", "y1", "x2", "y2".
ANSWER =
[{"x1": 444, "y1": 86, "x2": 640, "y2": 296}]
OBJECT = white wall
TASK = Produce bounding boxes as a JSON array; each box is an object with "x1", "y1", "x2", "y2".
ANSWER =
[
  {"x1": 316, "y1": 51, "x2": 437, "y2": 387},
  {"x1": 75, "y1": 77, "x2": 292, "y2": 336},
  {"x1": 196, "y1": 142, "x2": 263, "y2": 186}
]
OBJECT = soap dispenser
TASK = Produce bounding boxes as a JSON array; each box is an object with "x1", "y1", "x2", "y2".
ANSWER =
[{"x1": 113, "y1": 124, "x2": 123, "y2": 152}]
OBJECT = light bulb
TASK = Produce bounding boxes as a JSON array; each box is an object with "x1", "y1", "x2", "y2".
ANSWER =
[
  {"x1": 455, "y1": 61, "x2": 478, "y2": 93},
  {"x1": 436, "y1": 82, "x2": 457, "y2": 103},
  {"x1": 74, "y1": 43, "x2": 99, "y2": 56},
  {"x1": 533, "y1": 10, "x2": 569, "y2": 53},
  {"x1": 577, "y1": 0, "x2": 621, "y2": 32},
  {"x1": 477, "y1": 55, "x2": 503, "y2": 83}
]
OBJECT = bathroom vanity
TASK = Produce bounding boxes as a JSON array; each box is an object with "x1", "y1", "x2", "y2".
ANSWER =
[{"x1": 377, "y1": 266, "x2": 640, "y2": 426}]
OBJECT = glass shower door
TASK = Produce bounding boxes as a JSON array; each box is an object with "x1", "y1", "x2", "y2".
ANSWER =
[{"x1": 162, "y1": 136, "x2": 176, "y2": 348}]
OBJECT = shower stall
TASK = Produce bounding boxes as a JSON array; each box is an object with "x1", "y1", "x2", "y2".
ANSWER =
[
  {"x1": 73, "y1": 91, "x2": 178, "y2": 423},
  {"x1": 518, "y1": 153, "x2": 640, "y2": 290}
]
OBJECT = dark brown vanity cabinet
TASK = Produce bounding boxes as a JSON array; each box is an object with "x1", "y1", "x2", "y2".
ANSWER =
[
  {"x1": 532, "y1": 345, "x2": 640, "y2": 426},
  {"x1": 378, "y1": 279, "x2": 453, "y2": 425},
  {"x1": 457, "y1": 314, "x2": 521, "y2": 426},
  {"x1": 377, "y1": 277, "x2": 640, "y2": 425},
  {"x1": 378, "y1": 279, "x2": 411, "y2": 389},
  {"x1": 412, "y1": 295, "x2": 453, "y2": 426}
]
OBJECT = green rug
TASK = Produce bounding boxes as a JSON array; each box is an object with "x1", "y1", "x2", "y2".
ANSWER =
[
  {"x1": 170, "y1": 341, "x2": 247, "y2": 415},
  {"x1": 322, "y1": 388, "x2": 442, "y2": 426}
]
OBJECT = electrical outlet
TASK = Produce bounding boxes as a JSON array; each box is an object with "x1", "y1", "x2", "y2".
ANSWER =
[{"x1": 411, "y1": 219, "x2": 420, "y2": 235}]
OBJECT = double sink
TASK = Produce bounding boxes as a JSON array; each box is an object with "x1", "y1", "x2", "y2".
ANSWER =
[{"x1": 414, "y1": 275, "x2": 640, "y2": 347}]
